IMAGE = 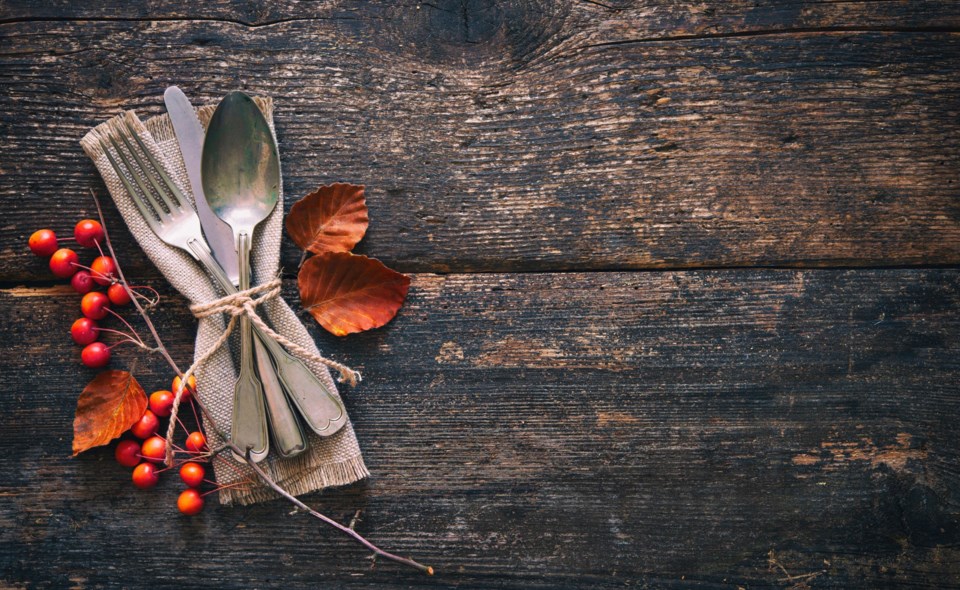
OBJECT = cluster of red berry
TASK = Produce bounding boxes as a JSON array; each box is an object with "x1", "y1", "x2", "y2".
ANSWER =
[
  {"x1": 28, "y1": 222, "x2": 151, "y2": 369},
  {"x1": 115, "y1": 374, "x2": 211, "y2": 515},
  {"x1": 31, "y1": 224, "x2": 220, "y2": 515}
]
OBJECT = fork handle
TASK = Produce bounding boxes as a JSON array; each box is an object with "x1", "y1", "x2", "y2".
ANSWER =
[
  {"x1": 188, "y1": 238, "x2": 235, "y2": 295},
  {"x1": 186, "y1": 238, "x2": 346, "y2": 438}
]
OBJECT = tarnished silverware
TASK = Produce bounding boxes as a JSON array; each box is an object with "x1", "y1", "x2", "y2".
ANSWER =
[{"x1": 165, "y1": 87, "x2": 307, "y2": 458}]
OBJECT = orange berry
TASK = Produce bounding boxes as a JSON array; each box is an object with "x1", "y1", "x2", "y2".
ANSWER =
[
  {"x1": 80, "y1": 342, "x2": 111, "y2": 369},
  {"x1": 149, "y1": 390, "x2": 174, "y2": 418},
  {"x1": 179, "y1": 462, "x2": 205, "y2": 488},
  {"x1": 80, "y1": 291, "x2": 110, "y2": 320},
  {"x1": 74, "y1": 219, "x2": 104, "y2": 248},
  {"x1": 185, "y1": 431, "x2": 207, "y2": 454},
  {"x1": 177, "y1": 488, "x2": 204, "y2": 515},
  {"x1": 130, "y1": 410, "x2": 159, "y2": 440},
  {"x1": 107, "y1": 283, "x2": 131, "y2": 306},
  {"x1": 90, "y1": 256, "x2": 116, "y2": 286},
  {"x1": 115, "y1": 440, "x2": 141, "y2": 468},
  {"x1": 140, "y1": 435, "x2": 166, "y2": 463},
  {"x1": 132, "y1": 462, "x2": 159, "y2": 489},
  {"x1": 49, "y1": 248, "x2": 79, "y2": 278},
  {"x1": 171, "y1": 375, "x2": 196, "y2": 402},
  {"x1": 29, "y1": 229, "x2": 58, "y2": 256}
]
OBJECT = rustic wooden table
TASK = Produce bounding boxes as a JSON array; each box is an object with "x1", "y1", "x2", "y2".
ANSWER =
[{"x1": 2, "y1": 1, "x2": 959, "y2": 588}]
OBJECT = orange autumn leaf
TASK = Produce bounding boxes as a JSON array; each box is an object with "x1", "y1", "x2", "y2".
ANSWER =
[
  {"x1": 72, "y1": 370, "x2": 147, "y2": 456},
  {"x1": 285, "y1": 183, "x2": 369, "y2": 254},
  {"x1": 299, "y1": 252, "x2": 410, "y2": 336}
]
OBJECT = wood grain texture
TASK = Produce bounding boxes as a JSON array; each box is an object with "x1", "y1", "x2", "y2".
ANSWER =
[
  {"x1": 1, "y1": 270, "x2": 958, "y2": 588},
  {"x1": 3, "y1": 2, "x2": 959, "y2": 588},
  {"x1": 1, "y1": 2, "x2": 959, "y2": 279},
  {"x1": 3, "y1": 0, "x2": 960, "y2": 31}
]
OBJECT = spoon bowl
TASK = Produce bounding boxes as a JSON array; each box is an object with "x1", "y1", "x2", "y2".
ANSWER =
[{"x1": 202, "y1": 91, "x2": 280, "y2": 240}]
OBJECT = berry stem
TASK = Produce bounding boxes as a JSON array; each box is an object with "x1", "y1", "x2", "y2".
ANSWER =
[
  {"x1": 71, "y1": 261, "x2": 114, "y2": 285},
  {"x1": 104, "y1": 307, "x2": 146, "y2": 347},
  {"x1": 90, "y1": 189, "x2": 433, "y2": 576},
  {"x1": 190, "y1": 398, "x2": 202, "y2": 429},
  {"x1": 95, "y1": 327, "x2": 146, "y2": 349},
  {"x1": 175, "y1": 414, "x2": 192, "y2": 437},
  {"x1": 130, "y1": 284, "x2": 161, "y2": 307},
  {"x1": 201, "y1": 480, "x2": 255, "y2": 497},
  {"x1": 106, "y1": 339, "x2": 142, "y2": 351}
]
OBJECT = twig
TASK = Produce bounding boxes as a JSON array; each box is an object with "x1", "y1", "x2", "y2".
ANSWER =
[
  {"x1": 91, "y1": 191, "x2": 181, "y2": 387},
  {"x1": 89, "y1": 189, "x2": 433, "y2": 575},
  {"x1": 768, "y1": 549, "x2": 823, "y2": 583},
  {"x1": 244, "y1": 449, "x2": 433, "y2": 575}
]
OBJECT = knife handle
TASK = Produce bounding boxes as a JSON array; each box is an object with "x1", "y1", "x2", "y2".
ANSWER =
[
  {"x1": 260, "y1": 333, "x2": 347, "y2": 437},
  {"x1": 253, "y1": 331, "x2": 307, "y2": 457}
]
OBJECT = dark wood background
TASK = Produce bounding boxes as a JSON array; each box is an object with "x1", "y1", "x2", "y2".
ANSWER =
[{"x1": 1, "y1": 1, "x2": 958, "y2": 588}]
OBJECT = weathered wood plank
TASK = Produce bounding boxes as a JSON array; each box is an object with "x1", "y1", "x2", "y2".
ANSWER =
[
  {"x1": 2, "y1": 16, "x2": 959, "y2": 279},
  {"x1": 1, "y1": 270, "x2": 958, "y2": 588},
  {"x1": 3, "y1": 0, "x2": 960, "y2": 32}
]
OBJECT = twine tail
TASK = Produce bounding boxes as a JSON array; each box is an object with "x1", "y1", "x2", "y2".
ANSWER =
[
  {"x1": 245, "y1": 309, "x2": 362, "y2": 386},
  {"x1": 163, "y1": 314, "x2": 239, "y2": 466}
]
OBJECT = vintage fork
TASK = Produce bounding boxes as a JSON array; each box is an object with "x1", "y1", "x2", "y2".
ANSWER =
[{"x1": 99, "y1": 119, "x2": 346, "y2": 456}]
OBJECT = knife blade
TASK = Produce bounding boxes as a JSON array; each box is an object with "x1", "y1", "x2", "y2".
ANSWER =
[{"x1": 163, "y1": 86, "x2": 240, "y2": 284}]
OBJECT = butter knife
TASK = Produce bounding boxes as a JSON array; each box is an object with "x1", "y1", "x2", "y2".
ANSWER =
[{"x1": 163, "y1": 86, "x2": 239, "y2": 284}]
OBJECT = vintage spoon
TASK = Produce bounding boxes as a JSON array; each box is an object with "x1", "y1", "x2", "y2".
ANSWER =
[
  {"x1": 202, "y1": 91, "x2": 279, "y2": 462},
  {"x1": 203, "y1": 92, "x2": 348, "y2": 458}
]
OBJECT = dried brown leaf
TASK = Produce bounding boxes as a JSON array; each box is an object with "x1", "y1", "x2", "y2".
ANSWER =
[
  {"x1": 72, "y1": 370, "x2": 147, "y2": 456},
  {"x1": 298, "y1": 252, "x2": 410, "y2": 336},
  {"x1": 285, "y1": 183, "x2": 368, "y2": 254}
]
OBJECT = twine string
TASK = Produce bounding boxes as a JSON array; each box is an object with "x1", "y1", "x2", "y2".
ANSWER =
[{"x1": 163, "y1": 277, "x2": 360, "y2": 465}]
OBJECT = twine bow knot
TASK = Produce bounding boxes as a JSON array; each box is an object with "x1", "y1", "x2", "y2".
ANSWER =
[
  {"x1": 162, "y1": 276, "x2": 361, "y2": 465},
  {"x1": 190, "y1": 279, "x2": 282, "y2": 320}
]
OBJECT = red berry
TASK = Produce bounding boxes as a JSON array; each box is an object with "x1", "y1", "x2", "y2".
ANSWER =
[
  {"x1": 172, "y1": 375, "x2": 196, "y2": 402},
  {"x1": 115, "y1": 440, "x2": 141, "y2": 468},
  {"x1": 149, "y1": 390, "x2": 175, "y2": 418},
  {"x1": 185, "y1": 431, "x2": 207, "y2": 454},
  {"x1": 130, "y1": 410, "x2": 159, "y2": 440},
  {"x1": 132, "y1": 462, "x2": 159, "y2": 489},
  {"x1": 49, "y1": 248, "x2": 79, "y2": 278},
  {"x1": 28, "y1": 229, "x2": 58, "y2": 257},
  {"x1": 70, "y1": 317, "x2": 99, "y2": 346},
  {"x1": 74, "y1": 219, "x2": 104, "y2": 248},
  {"x1": 179, "y1": 462, "x2": 206, "y2": 488},
  {"x1": 107, "y1": 283, "x2": 132, "y2": 306},
  {"x1": 90, "y1": 256, "x2": 116, "y2": 286},
  {"x1": 81, "y1": 342, "x2": 111, "y2": 368},
  {"x1": 70, "y1": 270, "x2": 94, "y2": 294},
  {"x1": 141, "y1": 435, "x2": 166, "y2": 463},
  {"x1": 177, "y1": 488, "x2": 204, "y2": 515},
  {"x1": 80, "y1": 291, "x2": 110, "y2": 320}
]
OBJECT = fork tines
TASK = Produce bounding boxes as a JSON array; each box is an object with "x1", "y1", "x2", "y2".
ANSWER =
[{"x1": 98, "y1": 116, "x2": 190, "y2": 229}]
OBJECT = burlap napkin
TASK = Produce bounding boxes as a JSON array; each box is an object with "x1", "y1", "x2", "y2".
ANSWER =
[{"x1": 80, "y1": 97, "x2": 368, "y2": 505}]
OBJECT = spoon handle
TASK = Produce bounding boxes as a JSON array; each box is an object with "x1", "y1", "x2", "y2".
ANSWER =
[
  {"x1": 232, "y1": 232, "x2": 269, "y2": 462},
  {"x1": 268, "y1": 338, "x2": 346, "y2": 436}
]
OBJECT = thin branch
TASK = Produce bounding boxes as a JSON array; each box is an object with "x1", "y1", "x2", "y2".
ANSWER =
[
  {"x1": 244, "y1": 449, "x2": 433, "y2": 575},
  {"x1": 89, "y1": 188, "x2": 433, "y2": 576},
  {"x1": 92, "y1": 191, "x2": 180, "y2": 380}
]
